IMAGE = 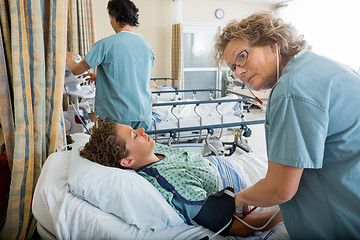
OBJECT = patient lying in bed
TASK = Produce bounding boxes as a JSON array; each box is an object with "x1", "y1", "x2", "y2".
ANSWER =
[{"x1": 79, "y1": 121, "x2": 282, "y2": 237}]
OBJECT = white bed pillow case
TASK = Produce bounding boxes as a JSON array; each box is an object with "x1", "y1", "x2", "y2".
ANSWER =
[{"x1": 67, "y1": 133, "x2": 183, "y2": 231}]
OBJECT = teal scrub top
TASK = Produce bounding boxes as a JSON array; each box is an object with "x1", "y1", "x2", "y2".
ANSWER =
[
  {"x1": 265, "y1": 50, "x2": 360, "y2": 239},
  {"x1": 84, "y1": 31, "x2": 155, "y2": 123}
]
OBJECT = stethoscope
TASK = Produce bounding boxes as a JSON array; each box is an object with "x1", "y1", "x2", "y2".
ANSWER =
[
  {"x1": 203, "y1": 45, "x2": 282, "y2": 239},
  {"x1": 244, "y1": 43, "x2": 280, "y2": 106}
]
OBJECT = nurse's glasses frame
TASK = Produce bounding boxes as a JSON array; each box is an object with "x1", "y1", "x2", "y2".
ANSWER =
[
  {"x1": 227, "y1": 48, "x2": 251, "y2": 80},
  {"x1": 226, "y1": 48, "x2": 264, "y2": 105}
]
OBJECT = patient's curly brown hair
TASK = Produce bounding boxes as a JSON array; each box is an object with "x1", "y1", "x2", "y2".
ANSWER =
[{"x1": 80, "y1": 121, "x2": 129, "y2": 169}]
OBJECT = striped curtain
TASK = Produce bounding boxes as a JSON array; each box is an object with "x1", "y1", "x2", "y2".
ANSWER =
[
  {"x1": 67, "y1": 0, "x2": 96, "y2": 56},
  {"x1": 0, "y1": 0, "x2": 68, "y2": 238},
  {"x1": 0, "y1": 8, "x2": 14, "y2": 168},
  {"x1": 171, "y1": 23, "x2": 183, "y2": 90}
]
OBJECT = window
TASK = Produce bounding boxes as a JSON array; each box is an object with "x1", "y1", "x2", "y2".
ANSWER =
[{"x1": 277, "y1": 0, "x2": 360, "y2": 72}]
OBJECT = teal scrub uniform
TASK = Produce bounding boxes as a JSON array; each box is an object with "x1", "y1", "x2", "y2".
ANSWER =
[
  {"x1": 84, "y1": 31, "x2": 155, "y2": 131},
  {"x1": 266, "y1": 50, "x2": 360, "y2": 239}
]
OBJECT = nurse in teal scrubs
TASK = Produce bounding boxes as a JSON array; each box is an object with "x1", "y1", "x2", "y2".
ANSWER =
[
  {"x1": 67, "y1": 0, "x2": 155, "y2": 131},
  {"x1": 214, "y1": 11, "x2": 360, "y2": 239}
]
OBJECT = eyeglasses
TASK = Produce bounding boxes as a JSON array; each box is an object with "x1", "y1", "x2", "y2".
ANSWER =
[{"x1": 227, "y1": 49, "x2": 251, "y2": 80}]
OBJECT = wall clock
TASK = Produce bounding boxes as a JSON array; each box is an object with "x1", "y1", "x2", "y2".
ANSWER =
[{"x1": 215, "y1": 8, "x2": 224, "y2": 19}]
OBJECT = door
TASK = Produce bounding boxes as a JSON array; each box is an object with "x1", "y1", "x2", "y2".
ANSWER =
[{"x1": 183, "y1": 23, "x2": 223, "y2": 100}]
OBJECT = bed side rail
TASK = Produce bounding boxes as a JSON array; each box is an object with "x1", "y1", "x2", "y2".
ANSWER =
[
  {"x1": 152, "y1": 88, "x2": 224, "y2": 95},
  {"x1": 152, "y1": 98, "x2": 248, "y2": 107},
  {"x1": 147, "y1": 119, "x2": 264, "y2": 148},
  {"x1": 151, "y1": 77, "x2": 174, "y2": 88},
  {"x1": 152, "y1": 89, "x2": 224, "y2": 101},
  {"x1": 152, "y1": 98, "x2": 253, "y2": 143},
  {"x1": 147, "y1": 119, "x2": 264, "y2": 135}
]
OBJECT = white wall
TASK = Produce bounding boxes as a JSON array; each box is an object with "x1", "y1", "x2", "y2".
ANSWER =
[
  {"x1": 277, "y1": 0, "x2": 360, "y2": 71},
  {"x1": 92, "y1": 0, "x2": 274, "y2": 78},
  {"x1": 182, "y1": 0, "x2": 273, "y2": 23},
  {"x1": 93, "y1": 0, "x2": 172, "y2": 79}
]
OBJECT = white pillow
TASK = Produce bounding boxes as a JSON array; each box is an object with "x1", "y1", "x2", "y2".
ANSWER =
[{"x1": 67, "y1": 133, "x2": 183, "y2": 231}]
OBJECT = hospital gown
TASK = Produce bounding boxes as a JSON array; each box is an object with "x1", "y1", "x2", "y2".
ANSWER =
[
  {"x1": 265, "y1": 50, "x2": 360, "y2": 239},
  {"x1": 137, "y1": 143, "x2": 247, "y2": 225}
]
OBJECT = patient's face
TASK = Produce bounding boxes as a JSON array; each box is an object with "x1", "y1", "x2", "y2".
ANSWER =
[{"x1": 116, "y1": 124, "x2": 155, "y2": 162}]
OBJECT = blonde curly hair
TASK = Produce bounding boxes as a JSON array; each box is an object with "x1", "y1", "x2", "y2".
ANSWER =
[
  {"x1": 213, "y1": 11, "x2": 309, "y2": 68},
  {"x1": 80, "y1": 121, "x2": 129, "y2": 169}
]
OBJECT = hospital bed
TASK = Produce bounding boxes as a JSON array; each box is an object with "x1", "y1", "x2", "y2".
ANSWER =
[
  {"x1": 152, "y1": 88, "x2": 222, "y2": 101},
  {"x1": 32, "y1": 133, "x2": 290, "y2": 240},
  {"x1": 151, "y1": 90, "x2": 257, "y2": 154}
]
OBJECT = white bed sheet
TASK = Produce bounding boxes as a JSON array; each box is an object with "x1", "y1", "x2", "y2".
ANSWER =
[
  {"x1": 32, "y1": 151, "x2": 290, "y2": 240},
  {"x1": 227, "y1": 152, "x2": 268, "y2": 187}
]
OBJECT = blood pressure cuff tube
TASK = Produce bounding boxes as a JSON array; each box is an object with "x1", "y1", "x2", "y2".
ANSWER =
[{"x1": 193, "y1": 187, "x2": 235, "y2": 236}]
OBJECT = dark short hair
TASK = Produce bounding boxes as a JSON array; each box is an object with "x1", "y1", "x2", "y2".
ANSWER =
[
  {"x1": 80, "y1": 121, "x2": 129, "y2": 169},
  {"x1": 107, "y1": 0, "x2": 139, "y2": 27}
]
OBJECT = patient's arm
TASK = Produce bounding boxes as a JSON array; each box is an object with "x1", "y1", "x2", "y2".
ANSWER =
[
  {"x1": 228, "y1": 209, "x2": 283, "y2": 237},
  {"x1": 66, "y1": 52, "x2": 91, "y2": 75}
]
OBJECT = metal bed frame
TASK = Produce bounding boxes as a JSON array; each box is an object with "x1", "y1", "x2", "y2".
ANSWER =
[{"x1": 149, "y1": 89, "x2": 265, "y2": 155}]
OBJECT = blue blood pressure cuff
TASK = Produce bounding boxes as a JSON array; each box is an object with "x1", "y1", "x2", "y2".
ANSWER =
[{"x1": 193, "y1": 187, "x2": 235, "y2": 236}]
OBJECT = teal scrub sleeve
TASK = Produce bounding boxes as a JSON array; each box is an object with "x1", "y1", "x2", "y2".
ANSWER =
[
  {"x1": 266, "y1": 95, "x2": 328, "y2": 169},
  {"x1": 84, "y1": 41, "x2": 106, "y2": 69}
]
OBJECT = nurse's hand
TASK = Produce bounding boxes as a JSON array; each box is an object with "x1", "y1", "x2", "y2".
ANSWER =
[
  {"x1": 234, "y1": 192, "x2": 249, "y2": 216},
  {"x1": 234, "y1": 191, "x2": 247, "y2": 209},
  {"x1": 83, "y1": 72, "x2": 97, "y2": 83},
  {"x1": 235, "y1": 207, "x2": 248, "y2": 218}
]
